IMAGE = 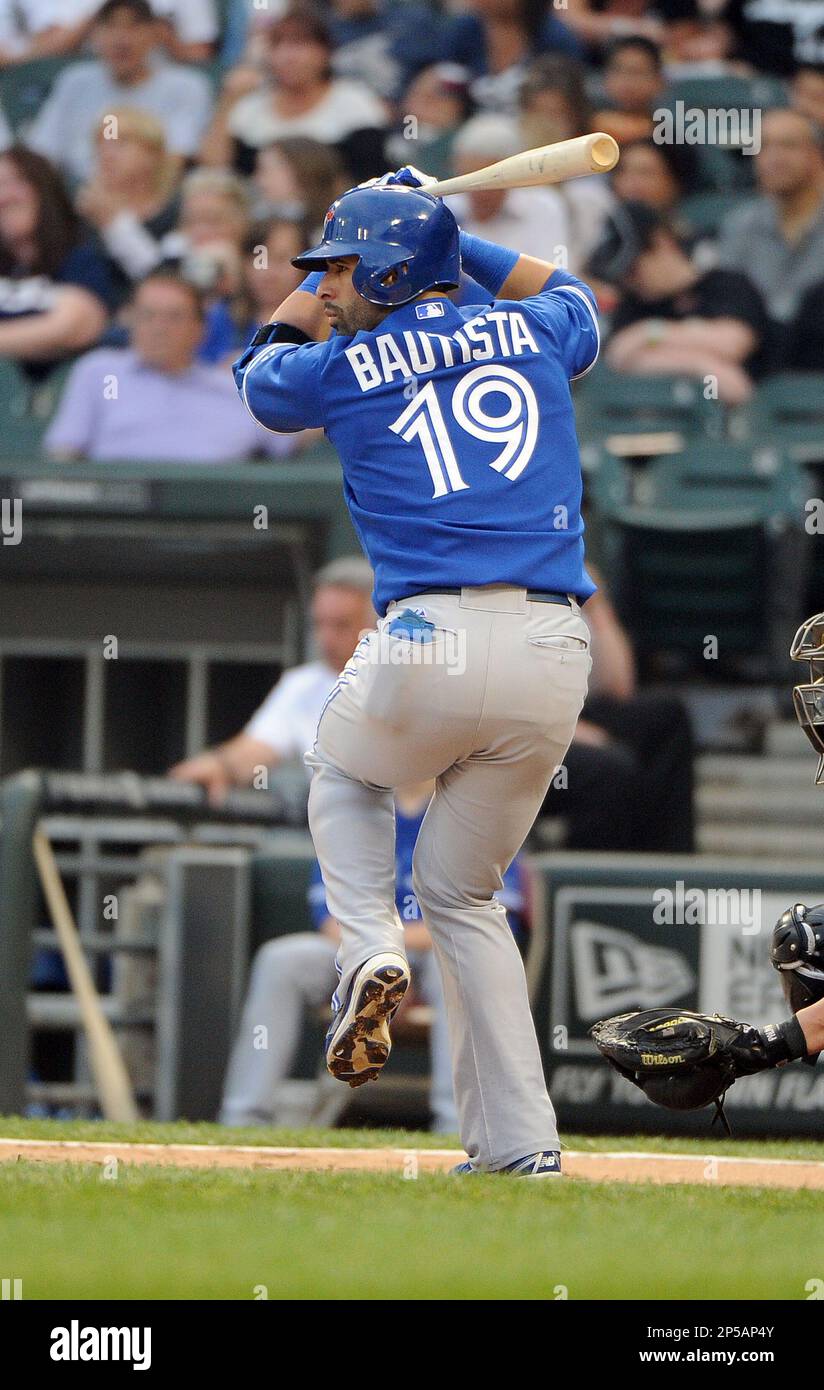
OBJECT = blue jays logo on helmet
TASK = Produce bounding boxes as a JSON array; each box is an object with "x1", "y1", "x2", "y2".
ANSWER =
[{"x1": 292, "y1": 185, "x2": 461, "y2": 307}]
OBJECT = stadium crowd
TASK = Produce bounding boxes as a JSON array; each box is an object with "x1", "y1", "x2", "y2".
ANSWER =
[{"x1": 0, "y1": 0, "x2": 818, "y2": 463}]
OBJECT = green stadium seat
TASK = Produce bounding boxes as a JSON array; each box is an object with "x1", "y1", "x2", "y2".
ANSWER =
[
  {"x1": 679, "y1": 189, "x2": 747, "y2": 236},
  {"x1": 0, "y1": 55, "x2": 70, "y2": 134},
  {"x1": 590, "y1": 442, "x2": 805, "y2": 675},
  {"x1": 0, "y1": 360, "x2": 70, "y2": 459},
  {"x1": 662, "y1": 74, "x2": 788, "y2": 116},
  {"x1": 730, "y1": 373, "x2": 824, "y2": 462},
  {"x1": 249, "y1": 833, "x2": 317, "y2": 953},
  {"x1": 574, "y1": 366, "x2": 724, "y2": 459}
]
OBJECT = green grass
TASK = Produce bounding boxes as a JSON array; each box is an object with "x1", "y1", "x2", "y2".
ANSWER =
[
  {"x1": 1, "y1": 1119, "x2": 823, "y2": 1299},
  {"x1": 3, "y1": 1113, "x2": 824, "y2": 1161}
]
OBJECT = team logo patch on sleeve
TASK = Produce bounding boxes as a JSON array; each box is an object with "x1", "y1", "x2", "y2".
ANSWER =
[{"x1": 415, "y1": 301, "x2": 446, "y2": 319}]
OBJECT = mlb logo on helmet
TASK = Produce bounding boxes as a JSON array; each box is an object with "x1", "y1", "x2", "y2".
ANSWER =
[{"x1": 415, "y1": 302, "x2": 446, "y2": 320}]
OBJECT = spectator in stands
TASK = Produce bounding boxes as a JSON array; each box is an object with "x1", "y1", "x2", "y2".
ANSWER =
[
  {"x1": 438, "y1": 0, "x2": 585, "y2": 115},
  {"x1": 518, "y1": 54, "x2": 614, "y2": 265},
  {"x1": 26, "y1": 0, "x2": 214, "y2": 186},
  {"x1": 727, "y1": 0, "x2": 824, "y2": 77},
  {"x1": 169, "y1": 167, "x2": 254, "y2": 363},
  {"x1": 252, "y1": 137, "x2": 347, "y2": 239},
  {"x1": 200, "y1": 6, "x2": 387, "y2": 184},
  {"x1": 326, "y1": 0, "x2": 443, "y2": 102},
  {"x1": 219, "y1": 779, "x2": 468, "y2": 1133},
  {"x1": 171, "y1": 557, "x2": 377, "y2": 803},
  {"x1": 240, "y1": 219, "x2": 306, "y2": 339},
  {"x1": 385, "y1": 64, "x2": 474, "y2": 183},
  {"x1": 446, "y1": 114, "x2": 570, "y2": 265},
  {"x1": 34, "y1": 0, "x2": 220, "y2": 65},
  {"x1": 716, "y1": 110, "x2": 824, "y2": 329},
  {"x1": 591, "y1": 200, "x2": 769, "y2": 403},
  {"x1": 0, "y1": 147, "x2": 114, "y2": 374},
  {"x1": 792, "y1": 63, "x2": 824, "y2": 132},
  {"x1": 787, "y1": 280, "x2": 824, "y2": 370},
  {"x1": 540, "y1": 565, "x2": 695, "y2": 852},
  {"x1": 591, "y1": 36, "x2": 664, "y2": 145},
  {"x1": 560, "y1": 0, "x2": 666, "y2": 53},
  {"x1": 76, "y1": 107, "x2": 181, "y2": 302},
  {"x1": 44, "y1": 270, "x2": 304, "y2": 463},
  {"x1": 610, "y1": 137, "x2": 700, "y2": 215}
]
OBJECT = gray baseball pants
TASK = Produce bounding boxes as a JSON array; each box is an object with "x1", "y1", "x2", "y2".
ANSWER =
[{"x1": 305, "y1": 585, "x2": 591, "y2": 1171}]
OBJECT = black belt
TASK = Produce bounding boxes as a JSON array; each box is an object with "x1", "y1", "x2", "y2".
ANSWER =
[{"x1": 420, "y1": 588, "x2": 572, "y2": 607}]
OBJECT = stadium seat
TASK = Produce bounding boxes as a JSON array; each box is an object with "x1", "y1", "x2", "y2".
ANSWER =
[
  {"x1": 0, "y1": 360, "x2": 69, "y2": 458},
  {"x1": 679, "y1": 189, "x2": 748, "y2": 236},
  {"x1": 662, "y1": 74, "x2": 788, "y2": 116},
  {"x1": 730, "y1": 373, "x2": 824, "y2": 462},
  {"x1": 590, "y1": 443, "x2": 805, "y2": 675},
  {"x1": 574, "y1": 366, "x2": 724, "y2": 457},
  {"x1": 0, "y1": 55, "x2": 70, "y2": 134}
]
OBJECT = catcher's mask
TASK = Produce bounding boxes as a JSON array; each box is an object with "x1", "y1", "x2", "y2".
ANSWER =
[
  {"x1": 791, "y1": 613, "x2": 824, "y2": 784},
  {"x1": 771, "y1": 903, "x2": 824, "y2": 1024}
]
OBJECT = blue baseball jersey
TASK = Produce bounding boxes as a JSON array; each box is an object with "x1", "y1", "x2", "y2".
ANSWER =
[
  {"x1": 307, "y1": 804, "x2": 529, "y2": 945},
  {"x1": 235, "y1": 268, "x2": 599, "y2": 617}
]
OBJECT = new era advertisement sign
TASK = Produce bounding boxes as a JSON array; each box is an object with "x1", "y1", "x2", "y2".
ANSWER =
[{"x1": 532, "y1": 857, "x2": 824, "y2": 1136}]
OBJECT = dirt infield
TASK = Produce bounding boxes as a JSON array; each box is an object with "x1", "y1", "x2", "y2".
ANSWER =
[{"x1": 2, "y1": 1137, "x2": 824, "y2": 1189}]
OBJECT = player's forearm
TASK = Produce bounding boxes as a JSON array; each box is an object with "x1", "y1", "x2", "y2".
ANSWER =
[
  {"x1": 267, "y1": 287, "x2": 330, "y2": 343},
  {"x1": 459, "y1": 231, "x2": 557, "y2": 300},
  {"x1": 797, "y1": 999, "x2": 824, "y2": 1056}
]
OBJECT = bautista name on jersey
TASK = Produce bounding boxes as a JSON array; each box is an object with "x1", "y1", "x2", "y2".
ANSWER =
[
  {"x1": 234, "y1": 267, "x2": 600, "y2": 616},
  {"x1": 345, "y1": 307, "x2": 541, "y2": 392}
]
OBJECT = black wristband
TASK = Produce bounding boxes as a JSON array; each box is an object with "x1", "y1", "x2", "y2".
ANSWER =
[
  {"x1": 759, "y1": 1016, "x2": 808, "y2": 1066},
  {"x1": 250, "y1": 321, "x2": 312, "y2": 348}
]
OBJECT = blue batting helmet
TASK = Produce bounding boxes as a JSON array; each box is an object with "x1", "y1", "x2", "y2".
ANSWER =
[{"x1": 291, "y1": 185, "x2": 461, "y2": 307}]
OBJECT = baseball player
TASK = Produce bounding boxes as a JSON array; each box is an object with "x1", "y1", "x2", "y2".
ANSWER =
[{"x1": 234, "y1": 169, "x2": 599, "y2": 1176}]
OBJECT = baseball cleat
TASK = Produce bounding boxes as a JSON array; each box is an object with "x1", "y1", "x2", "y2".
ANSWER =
[
  {"x1": 451, "y1": 1150, "x2": 562, "y2": 1177},
  {"x1": 325, "y1": 953, "x2": 410, "y2": 1088}
]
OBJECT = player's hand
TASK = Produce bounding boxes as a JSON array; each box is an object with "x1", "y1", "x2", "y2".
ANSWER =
[
  {"x1": 356, "y1": 167, "x2": 435, "y2": 192},
  {"x1": 169, "y1": 751, "x2": 232, "y2": 806}
]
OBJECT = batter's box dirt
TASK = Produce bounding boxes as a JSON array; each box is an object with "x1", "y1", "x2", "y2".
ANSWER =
[{"x1": 1, "y1": 1138, "x2": 824, "y2": 1189}]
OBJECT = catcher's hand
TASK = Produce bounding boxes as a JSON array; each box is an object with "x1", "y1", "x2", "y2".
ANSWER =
[{"x1": 589, "y1": 1008, "x2": 774, "y2": 1131}]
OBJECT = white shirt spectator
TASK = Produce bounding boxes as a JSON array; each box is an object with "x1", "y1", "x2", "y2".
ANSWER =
[
  {"x1": 0, "y1": 0, "x2": 65, "y2": 52},
  {"x1": 447, "y1": 187, "x2": 571, "y2": 266},
  {"x1": 19, "y1": 0, "x2": 219, "y2": 44},
  {"x1": 27, "y1": 57, "x2": 213, "y2": 184},
  {"x1": 227, "y1": 78, "x2": 386, "y2": 150},
  {"x1": 245, "y1": 661, "x2": 337, "y2": 763}
]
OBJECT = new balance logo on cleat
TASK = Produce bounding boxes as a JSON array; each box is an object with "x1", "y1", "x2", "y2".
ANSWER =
[{"x1": 452, "y1": 1150, "x2": 563, "y2": 1177}]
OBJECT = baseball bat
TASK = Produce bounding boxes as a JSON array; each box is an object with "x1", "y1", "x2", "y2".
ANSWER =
[
  {"x1": 32, "y1": 828, "x2": 139, "y2": 1123},
  {"x1": 424, "y1": 132, "x2": 620, "y2": 197}
]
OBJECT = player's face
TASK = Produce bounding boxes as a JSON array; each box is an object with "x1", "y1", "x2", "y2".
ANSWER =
[
  {"x1": 318, "y1": 257, "x2": 387, "y2": 337},
  {"x1": 312, "y1": 585, "x2": 375, "y2": 670}
]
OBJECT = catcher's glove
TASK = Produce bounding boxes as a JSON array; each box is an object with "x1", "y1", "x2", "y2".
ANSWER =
[{"x1": 589, "y1": 1008, "x2": 778, "y2": 1132}]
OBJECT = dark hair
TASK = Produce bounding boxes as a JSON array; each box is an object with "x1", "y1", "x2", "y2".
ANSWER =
[
  {"x1": 244, "y1": 216, "x2": 308, "y2": 260},
  {"x1": 94, "y1": 0, "x2": 155, "y2": 22},
  {"x1": 262, "y1": 136, "x2": 347, "y2": 229},
  {"x1": 266, "y1": 5, "x2": 332, "y2": 52},
  {"x1": 605, "y1": 35, "x2": 663, "y2": 70},
  {"x1": 134, "y1": 270, "x2": 206, "y2": 319},
  {"x1": 616, "y1": 136, "x2": 701, "y2": 196},
  {"x1": 0, "y1": 147, "x2": 85, "y2": 277},
  {"x1": 520, "y1": 54, "x2": 593, "y2": 134}
]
